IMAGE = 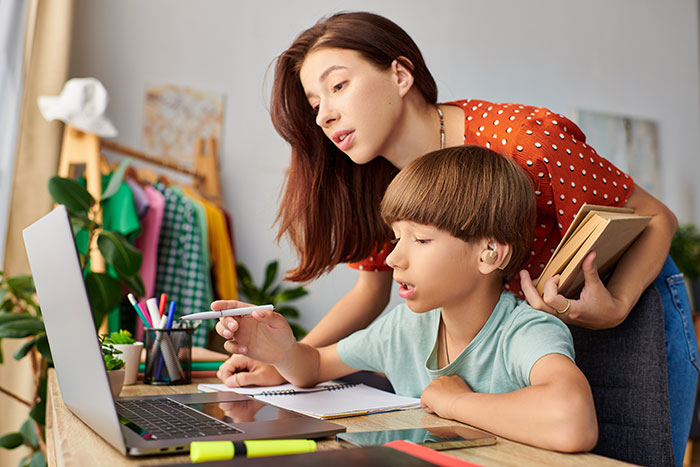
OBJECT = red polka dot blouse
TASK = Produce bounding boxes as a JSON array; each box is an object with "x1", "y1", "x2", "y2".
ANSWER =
[{"x1": 348, "y1": 99, "x2": 635, "y2": 297}]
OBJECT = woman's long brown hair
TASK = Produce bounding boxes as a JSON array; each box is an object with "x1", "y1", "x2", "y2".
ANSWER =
[{"x1": 271, "y1": 11, "x2": 437, "y2": 282}]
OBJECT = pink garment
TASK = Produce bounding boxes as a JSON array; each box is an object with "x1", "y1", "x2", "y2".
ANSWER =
[
  {"x1": 134, "y1": 185, "x2": 165, "y2": 297},
  {"x1": 133, "y1": 185, "x2": 165, "y2": 342}
]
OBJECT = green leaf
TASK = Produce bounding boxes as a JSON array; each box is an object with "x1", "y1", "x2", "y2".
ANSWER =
[
  {"x1": 261, "y1": 261, "x2": 279, "y2": 295},
  {"x1": 103, "y1": 354, "x2": 125, "y2": 370},
  {"x1": 19, "y1": 419, "x2": 38, "y2": 448},
  {"x1": 236, "y1": 263, "x2": 253, "y2": 285},
  {"x1": 0, "y1": 432, "x2": 24, "y2": 449},
  {"x1": 97, "y1": 231, "x2": 142, "y2": 276},
  {"x1": 236, "y1": 263, "x2": 258, "y2": 299},
  {"x1": 13, "y1": 337, "x2": 37, "y2": 360},
  {"x1": 69, "y1": 212, "x2": 97, "y2": 234},
  {"x1": 0, "y1": 318, "x2": 45, "y2": 338},
  {"x1": 274, "y1": 305, "x2": 300, "y2": 319},
  {"x1": 28, "y1": 449, "x2": 45, "y2": 467},
  {"x1": 267, "y1": 285, "x2": 281, "y2": 298},
  {"x1": 0, "y1": 338, "x2": 4, "y2": 364},
  {"x1": 48, "y1": 176, "x2": 94, "y2": 213},
  {"x1": 29, "y1": 400, "x2": 46, "y2": 426},
  {"x1": 116, "y1": 272, "x2": 145, "y2": 298},
  {"x1": 85, "y1": 273, "x2": 122, "y2": 325},
  {"x1": 0, "y1": 298, "x2": 15, "y2": 312},
  {"x1": 0, "y1": 312, "x2": 32, "y2": 326},
  {"x1": 6, "y1": 276, "x2": 35, "y2": 296},
  {"x1": 106, "y1": 329, "x2": 135, "y2": 344},
  {"x1": 35, "y1": 334, "x2": 52, "y2": 363},
  {"x1": 271, "y1": 286, "x2": 308, "y2": 303},
  {"x1": 101, "y1": 158, "x2": 132, "y2": 200}
]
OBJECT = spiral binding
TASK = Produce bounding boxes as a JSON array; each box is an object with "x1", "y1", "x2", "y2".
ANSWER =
[{"x1": 260, "y1": 382, "x2": 356, "y2": 396}]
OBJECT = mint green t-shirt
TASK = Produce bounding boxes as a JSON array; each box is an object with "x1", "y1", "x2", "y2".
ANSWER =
[{"x1": 337, "y1": 291, "x2": 574, "y2": 398}]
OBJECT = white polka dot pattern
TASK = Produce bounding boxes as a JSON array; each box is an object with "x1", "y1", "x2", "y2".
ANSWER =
[{"x1": 348, "y1": 99, "x2": 635, "y2": 298}]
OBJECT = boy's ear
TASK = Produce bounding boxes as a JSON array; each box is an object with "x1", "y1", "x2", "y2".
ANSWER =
[
  {"x1": 478, "y1": 241, "x2": 512, "y2": 275},
  {"x1": 391, "y1": 56, "x2": 415, "y2": 97}
]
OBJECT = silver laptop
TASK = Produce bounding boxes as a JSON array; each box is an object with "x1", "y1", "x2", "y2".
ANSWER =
[{"x1": 23, "y1": 206, "x2": 344, "y2": 456}]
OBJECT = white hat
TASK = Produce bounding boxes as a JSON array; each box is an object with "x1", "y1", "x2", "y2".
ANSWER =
[{"x1": 38, "y1": 77, "x2": 118, "y2": 137}]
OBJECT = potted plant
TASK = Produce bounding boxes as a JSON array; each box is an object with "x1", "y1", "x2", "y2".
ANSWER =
[
  {"x1": 0, "y1": 167, "x2": 145, "y2": 466},
  {"x1": 101, "y1": 330, "x2": 143, "y2": 385},
  {"x1": 0, "y1": 273, "x2": 49, "y2": 467},
  {"x1": 99, "y1": 335, "x2": 126, "y2": 397},
  {"x1": 670, "y1": 223, "x2": 700, "y2": 310},
  {"x1": 236, "y1": 260, "x2": 308, "y2": 339}
]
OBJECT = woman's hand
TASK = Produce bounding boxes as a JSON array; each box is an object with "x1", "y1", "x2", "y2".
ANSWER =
[
  {"x1": 420, "y1": 375, "x2": 472, "y2": 419},
  {"x1": 520, "y1": 251, "x2": 627, "y2": 329},
  {"x1": 217, "y1": 354, "x2": 286, "y2": 387}
]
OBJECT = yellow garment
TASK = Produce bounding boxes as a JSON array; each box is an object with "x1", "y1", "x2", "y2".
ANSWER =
[{"x1": 183, "y1": 187, "x2": 238, "y2": 299}]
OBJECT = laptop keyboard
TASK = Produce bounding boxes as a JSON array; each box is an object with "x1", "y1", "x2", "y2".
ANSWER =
[{"x1": 115, "y1": 398, "x2": 241, "y2": 440}]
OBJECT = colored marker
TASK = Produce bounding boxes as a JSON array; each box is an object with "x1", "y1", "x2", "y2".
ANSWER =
[
  {"x1": 190, "y1": 439, "x2": 316, "y2": 462},
  {"x1": 145, "y1": 298, "x2": 161, "y2": 328},
  {"x1": 127, "y1": 293, "x2": 152, "y2": 327},
  {"x1": 155, "y1": 301, "x2": 177, "y2": 380},
  {"x1": 165, "y1": 300, "x2": 177, "y2": 330},
  {"x1": 158, "y1": 293, "x2": 167, "y2": 317},
  {"x1": 179, "y1": 304, "x2": 274, "y2": 321}
]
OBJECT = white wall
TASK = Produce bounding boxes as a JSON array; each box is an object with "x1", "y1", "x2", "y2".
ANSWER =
[{"x1": 69, "y1": 0, "x2": 700, "y2": 330}]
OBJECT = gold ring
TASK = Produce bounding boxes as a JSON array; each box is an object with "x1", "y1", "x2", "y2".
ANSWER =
[
  {"x1": 233, "y1": 373, "x2": 240, "y2": 387},
  {"x1": 556, "y1": 299, "x2": 571, "y2": 314}
]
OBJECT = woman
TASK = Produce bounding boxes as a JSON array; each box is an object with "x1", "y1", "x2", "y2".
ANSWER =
[{"x1": 218, "y1": 11, "x2": 697, "y2": 462}]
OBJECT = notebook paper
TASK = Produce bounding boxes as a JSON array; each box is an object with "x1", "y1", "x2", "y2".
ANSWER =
[{"x1": 198, "y1": 382, "x2": 421, "y2": 419}]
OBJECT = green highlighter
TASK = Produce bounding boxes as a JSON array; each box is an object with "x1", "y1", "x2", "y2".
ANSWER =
[{"x1": 190, "y1": 439, "x2": 317, "y2": 462}]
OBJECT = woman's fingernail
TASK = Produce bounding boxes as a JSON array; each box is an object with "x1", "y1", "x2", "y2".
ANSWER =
[{"x1": 228, "y1": 321, "x2": 235, "y2": 330}]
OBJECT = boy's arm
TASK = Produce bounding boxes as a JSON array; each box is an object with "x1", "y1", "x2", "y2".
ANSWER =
[
  {"x1": 217, "y1": 308, "x2": 357, "y2": 387},
  {"x1": 275, "y1": 343, "x2": 358, "y2": 388},
  {"x1": 421, "y1": 354, "x2": 598, "y2": 453}
]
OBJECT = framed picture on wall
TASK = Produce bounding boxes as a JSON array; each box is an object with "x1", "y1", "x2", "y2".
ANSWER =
[
  {"x1": 142, "y1": 83, "x2": 225, "y2": 168},
  {"x1": 573, "y1": 109, "x2": 660, "y2": 197}
]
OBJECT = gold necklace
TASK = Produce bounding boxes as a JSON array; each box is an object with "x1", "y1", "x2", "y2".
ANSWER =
[
  {"x1": 436, "y1": 105, "x2": 445, "y2": 149},
  {"x1": 442, "y1": 318, "x2": 450, "y2": 365}
]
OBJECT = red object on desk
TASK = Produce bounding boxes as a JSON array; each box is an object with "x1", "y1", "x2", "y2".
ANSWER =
[{"x1": 384, "y1": 440, "x2": 485, "y2": 467}]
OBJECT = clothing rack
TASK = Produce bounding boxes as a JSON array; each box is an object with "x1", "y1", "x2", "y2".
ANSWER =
[{"x1": 57, "y1": 124, "x2": 223, "y2": 272}]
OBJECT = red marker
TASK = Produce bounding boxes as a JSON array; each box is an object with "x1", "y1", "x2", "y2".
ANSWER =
[{"x1": 158, "y1": 293, "x2": 168, "y2": 317}]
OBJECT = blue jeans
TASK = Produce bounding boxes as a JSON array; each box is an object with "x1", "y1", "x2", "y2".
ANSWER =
[{"x1": 654, "y1": 255, "x2": 699, "y2": 467}]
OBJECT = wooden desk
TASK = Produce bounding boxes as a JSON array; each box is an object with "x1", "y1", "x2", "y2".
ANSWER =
[{"x1": 46, "y1": 370, "x2": 631, "y2": 466}]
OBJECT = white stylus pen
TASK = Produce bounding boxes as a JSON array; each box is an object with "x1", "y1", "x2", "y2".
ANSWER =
[{"x1": 178, "y1": 304, "x2": 275, "y2": 321}]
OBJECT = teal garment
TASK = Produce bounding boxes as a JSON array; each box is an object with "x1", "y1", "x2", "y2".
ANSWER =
[
  {"x1": 102, "y1": 173, "x2": 142, "y2": 242},
  {"x1": 337, "y1": 291, "x2": 575, "y2": 398},
  {"x1": 102, "y1": 173, "x2": 141, "y2": 331},
  {"x1": 77, "y1": 174, "x2": 141, "y2": 331}
]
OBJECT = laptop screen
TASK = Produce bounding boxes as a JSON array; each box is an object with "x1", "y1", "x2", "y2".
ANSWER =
[{"x1": 23, "y1": 206, "x2": 128, "y2": 454}]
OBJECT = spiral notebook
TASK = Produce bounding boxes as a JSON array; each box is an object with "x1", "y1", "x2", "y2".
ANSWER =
[{"x1": 197, "y1": 381, "x2": 421, "y2": 419}]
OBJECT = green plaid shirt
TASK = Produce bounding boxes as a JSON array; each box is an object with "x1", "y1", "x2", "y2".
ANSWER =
[{"x1": 154, "y1": 182, "x2": 213, "y2": 346}]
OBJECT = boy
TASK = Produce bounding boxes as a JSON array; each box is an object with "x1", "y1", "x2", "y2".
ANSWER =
[{"x1": 215, "y1": 146, "x2": 598, "y2": 452}]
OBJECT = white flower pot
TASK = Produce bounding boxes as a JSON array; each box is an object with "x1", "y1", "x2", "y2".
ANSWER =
[
  {"x1": 107, "y1": 368, "x2": 125, "y2": 397},
  {"x1": 113, "y1": 342, "x2": 144, "y2": 385}
]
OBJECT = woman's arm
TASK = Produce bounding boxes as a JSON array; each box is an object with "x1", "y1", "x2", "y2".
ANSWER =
[
  {"x1": 301, "y1": 269, "x2": 393, "y2": 346},
  {"x1": 521, "y1": 185, "x2": 677, "y2": 329},
  {"x1": 420, "y1": 354, "x2": 598, "y2": 452}
]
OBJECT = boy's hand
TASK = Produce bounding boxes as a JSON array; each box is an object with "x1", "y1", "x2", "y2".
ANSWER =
[
  {"x1": 217, "y1": 354, "x2": 286, "y2": 388},
  {"x1": 213, "y1": 300, "x2": 296, "y2": 365},
  {"x1": 420, "y1": 375, "x2": 472, "y2": 419}
]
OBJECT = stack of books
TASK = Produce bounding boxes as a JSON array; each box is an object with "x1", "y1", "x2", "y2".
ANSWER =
[{"x1": 535, "y1": 204, "x2": 651, "y2": 296}]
